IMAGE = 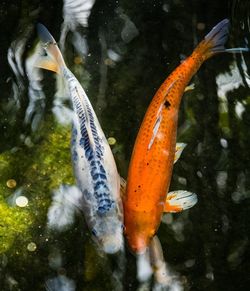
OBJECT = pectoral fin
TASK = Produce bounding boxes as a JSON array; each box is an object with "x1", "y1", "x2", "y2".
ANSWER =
[
  {"x1": 120, "y1": 176, "x2": 127, "y2": 199},
  {"x1": 148, "y1": 114, "x2": 162, "y2": 150},
  {"x1": 164, "y1": 190, "x2": 197, "y2": 213},
  {"x1": 174, "y1": 143, "x2": 187, "y2": 163},
  {"x1": 184, "y1": 83, "x2": 195, "y2": 92}
]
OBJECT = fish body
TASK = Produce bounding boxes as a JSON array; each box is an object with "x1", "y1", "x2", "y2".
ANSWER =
[
  {"x1": 66, "y1": 67, "x2": 123, "y2": 253},
  {"x1": 37, "y1": 24, "x2": 123, "y2": 254},
  {"x1": 124, "y1": 19, "x2": 234, "y2": 254}
]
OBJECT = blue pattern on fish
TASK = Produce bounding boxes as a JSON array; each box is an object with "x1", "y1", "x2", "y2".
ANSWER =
[{"x1": 64, "y1": 67, "x2": 115, "y2": 214}]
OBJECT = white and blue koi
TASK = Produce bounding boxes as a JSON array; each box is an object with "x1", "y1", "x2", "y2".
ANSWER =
[{"x1": 36, "y1": 24, "x2": 123, "y2": 254}]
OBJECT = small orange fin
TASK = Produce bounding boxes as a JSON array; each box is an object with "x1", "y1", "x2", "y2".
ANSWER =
[
  {"x1": 164, "y1": 190, "x2": 197, "y2": 213},
  {"x1": 35, "y1": 57, "x2": 60, "y2": 74}
]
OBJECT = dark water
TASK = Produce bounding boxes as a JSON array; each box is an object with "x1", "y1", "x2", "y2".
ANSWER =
[{"x1": 0, "y1": 0, "x2": 250, "y2": 290}]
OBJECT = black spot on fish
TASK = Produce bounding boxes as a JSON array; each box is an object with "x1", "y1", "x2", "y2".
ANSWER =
[
  {"x1": 94, "y1": 181, "x2": 106, "y2": 190},
  {"x1": 97, "y1": 199, "x2": 114, "y2": 214},
  {"x1": 96, "y1": 192, "x2": 107, "y2": 197},
  {"x1": 100, "y1": 173, "x2": 107, "y2": 180},
  {"x1": 86, "y1": 150, "x2": 94, "y2": 161},
  {"x1": 79, "y1": 138, "x2": 85, "y2": 147},
  {"x1": 99, "y1": 164, "x2": 105, "y2": 173},
  {"x1": 93, "y1": 173, "x2": 99, "y2": 180},
  {"x1": 72, "y1": 150, "x2": 78, "y2": 162},
  {"x1": 164, "y1": 99, "x2": 171, "y2": 108},
  {"x1": 91, "y1": 167, "x2": 97, "y2": 175}
]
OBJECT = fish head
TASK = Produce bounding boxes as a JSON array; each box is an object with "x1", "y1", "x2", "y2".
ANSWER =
[
  {"x1": 124, "y1": 209, "x2": 156, "y2": 255},
  {"x1": 125, "y1": 231, "x2": 150, "y2": 255},
  {"x1": 91, "y1": 211, "x2": 124, "y2": 254}
]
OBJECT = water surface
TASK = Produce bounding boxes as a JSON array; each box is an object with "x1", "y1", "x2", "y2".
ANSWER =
[{"x1": 0, "y1": 0, "x2": 250, "y2": 290}]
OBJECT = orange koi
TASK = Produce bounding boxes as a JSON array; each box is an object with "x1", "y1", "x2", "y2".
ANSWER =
[{"x1": 123, "y1": 19, "x2": 246, "y2": 255}]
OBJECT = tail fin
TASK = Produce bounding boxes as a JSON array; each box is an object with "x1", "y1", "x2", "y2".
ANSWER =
[
  {"x1": 196, "y1": 19, "x2": 249, "y2": 60},
  {"x1": 136, "y1": 250, "x2": 153, "y2": 282},
  {"x1": 36, "y1": 23, "x2": 65, "y2": 74},
  {"x1": 37, "y1": 23, "x2": 56, "y2": 44}
]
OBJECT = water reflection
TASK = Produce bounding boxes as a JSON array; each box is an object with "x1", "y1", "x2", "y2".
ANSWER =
[
  {"x1": 116, "y1": 7, "x2": 139, "y2": 44},
  {"x1": 60, "y1": 0, "x2": 95, "y2": 58},
  {"x1": 47, "y1": 185, "x2": 82, "y2": 231},
  {"x1": 45, "y1": 275, "x2": 75, "y2": 291},
  {"x1": 25, "y1": 43, "x2": 46, "y2": 131}
]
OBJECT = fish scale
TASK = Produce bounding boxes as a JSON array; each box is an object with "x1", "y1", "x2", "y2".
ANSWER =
[
  {"x1": 70, "y1": 88, "x2": 117, "y2": 211},
  {"x1": 63, "y1": 68, "x2": 114, "y2": 214},
  {"x1": 70, "y1": 102, "x2": 114, "y2": 214}
]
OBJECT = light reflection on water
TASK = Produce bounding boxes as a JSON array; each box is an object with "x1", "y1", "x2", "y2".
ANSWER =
[
  {"x1": 47, "y1": 185, "x2": 82, "y2": 231},
  {"x1": 0, "y1": 0, "x2": 250, "y2": 290}
]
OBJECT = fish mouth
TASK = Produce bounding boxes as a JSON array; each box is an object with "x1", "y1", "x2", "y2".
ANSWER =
[
  {"x1": 126, "y1": 234, "x2": 150, "y2": 255},
  {"x1": 129, "y1": 245, "x2": 147, "y2": 255},
  {"x1": 100, "y1": 234, "x2": 124, "y2": 254}
]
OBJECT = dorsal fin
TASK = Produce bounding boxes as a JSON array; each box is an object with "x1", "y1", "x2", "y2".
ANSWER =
[
  {"x1": 148, "y1": 114, "x2": 162, "y2": 150},
  {"x1": 147, "y1": 80, "x2": 177, "y2": 151}
]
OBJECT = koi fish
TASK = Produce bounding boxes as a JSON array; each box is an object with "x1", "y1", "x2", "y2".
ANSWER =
[
  {"x1": 36, "y1": 24, "x2": 123, "y2": 254},
  {"x1": 123, "y1": 19, "x2": 247, "y2": 255}
]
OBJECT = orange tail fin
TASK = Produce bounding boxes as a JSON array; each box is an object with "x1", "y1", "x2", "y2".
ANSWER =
[{"x1": 195, "y1": 19, "x2": 249, "y2": 61}]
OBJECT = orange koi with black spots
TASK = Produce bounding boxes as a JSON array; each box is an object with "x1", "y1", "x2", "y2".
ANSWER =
[{"x1": 123, "y1": 19, "x2": 245, "y2": 254}]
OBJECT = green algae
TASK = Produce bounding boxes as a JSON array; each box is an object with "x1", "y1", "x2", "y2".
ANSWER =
[
  {"x1": 0, "y1": 198, "x2": 32, "y2": 253},
  {"x1": 0, "y1": 117, "x2": 75, "y2": 254}
]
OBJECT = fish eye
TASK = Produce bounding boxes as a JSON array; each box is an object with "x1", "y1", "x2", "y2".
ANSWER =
[{"x1": 43, "y1": 42, "x2": 49, "y2": 50}]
